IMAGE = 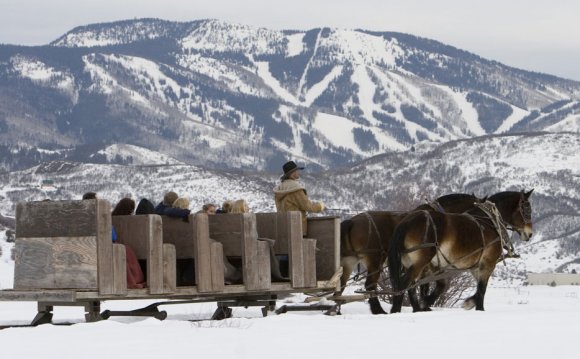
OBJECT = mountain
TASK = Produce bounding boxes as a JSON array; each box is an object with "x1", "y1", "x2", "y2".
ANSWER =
[
  {"x1": 1, "y1": 132, "x2": 579, "y2": 279},
  {"x1": 1, "y1": 18, "x2": 580, "y2": 172}
]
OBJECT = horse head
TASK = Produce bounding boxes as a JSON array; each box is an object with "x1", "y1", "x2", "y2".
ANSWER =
[{"x1": 489, "y1": 189, "x2": 534, "y2": 241}]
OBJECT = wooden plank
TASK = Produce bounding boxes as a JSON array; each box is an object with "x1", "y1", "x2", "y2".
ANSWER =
[
  {"x1": 73, "y1": 280, "x2": 337, "y2": 301},
  {"x1": 241, "y1": 214, "x2": 259, "y2": 290},
  {"x1": 0, "y1": 290, "x2": 76, "y2": 302},
  {"x1": 16, "y1": 200, "x2": 98, "y2": 238},
  {"x1": 112, "y1": 243, "x2": 127, "y2": 295},
  {"x1": 289, "y1": 213, "x2": 305, "y2": 288},
  {"x1": 210, "y1": 242, "x2": 225, "y2": 292},
  {"x1": 112, "y1": 215, "x2": 164, "y2": 294},
  {"x1": 162, "y1": 243, "x2": 176, "y2": 293},
  {"x1": 307, "y1": 217, "x2": 340, "y2": 281},
  {"x1": 303, "y1": 238, "x2": 317, "y2": 288},
  {"x1": 96, "y1": 199, "x2": 114, "y2": 295},
  {"x1": 208, "y1": 214, "x2": 243, "y2": 256},
  {"x1": 255, "y1": 213, "x2": 277, "y2": 246},
  {"x1": 161, "y1": 215, "x2": 196, "y2": 259},
  {"x1": 52, "y1": 237, "x2": 98, "y2": 289},
  {"x1": 112, "y1": 215, "x2": 150, "y2": 259},
  {"x1": 14, "y1": 236, "x2": 98, "y2": 289},
  {"x1": 193, "y1": 214, "x2": 213, "y2": 292},
  {"x1": 14, "y1": 237, "x2": 55, "y2": 289},
  {"x1": 147, "y1": 215, "x2": 164, "y2": 294},
  {"x1": 256, "y1": 240, "x2": 271, "y2": 290},
  {"x1": 275, "y1": 212, "x2": 293, "y2": 253}
]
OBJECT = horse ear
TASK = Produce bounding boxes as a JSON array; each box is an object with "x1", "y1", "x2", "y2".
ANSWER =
[
  {"x1": 481, "y1": 195, "x2": 488, "y2": 202},
  {"x1": 525, "y1": 189, "x2": 534, "y2": 198}
]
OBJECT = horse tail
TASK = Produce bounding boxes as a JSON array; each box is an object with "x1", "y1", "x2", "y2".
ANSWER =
[
  {"x1": 388, "y1": 219, "x2": 410, "y2": 292},
  {"x1": 340, "y1": 219, "x2": 353, "y2": 255}
]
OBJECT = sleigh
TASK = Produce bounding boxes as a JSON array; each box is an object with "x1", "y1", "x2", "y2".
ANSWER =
[{"x1": 0, "y1": 199, "x2": 341, "y2": 325}]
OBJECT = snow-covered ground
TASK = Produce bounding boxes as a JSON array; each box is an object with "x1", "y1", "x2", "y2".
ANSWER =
[{"x1": 0, "y1": 243, "x2": 579, "y2": 359}]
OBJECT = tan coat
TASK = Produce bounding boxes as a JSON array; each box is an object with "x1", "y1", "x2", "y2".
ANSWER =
[{"x1": 273, "y1": 179, "x2": 323, "y2": 236}]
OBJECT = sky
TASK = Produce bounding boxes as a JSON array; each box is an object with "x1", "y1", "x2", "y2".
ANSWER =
[{"x1": 1, "y1": 0, "x2": 580, "y2": 81}]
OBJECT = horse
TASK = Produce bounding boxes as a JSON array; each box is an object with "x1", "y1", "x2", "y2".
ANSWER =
[
  {"x1": 339, "y1": 193, "x2": 486, "y2": 315},
  {"x1": 388, "y1": 190, "x2": 534, "y2": 313}
]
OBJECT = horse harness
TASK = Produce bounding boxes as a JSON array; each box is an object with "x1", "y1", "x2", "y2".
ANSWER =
[{"x1": 402, "y1": 201, "x2": 515, "y2": 272}]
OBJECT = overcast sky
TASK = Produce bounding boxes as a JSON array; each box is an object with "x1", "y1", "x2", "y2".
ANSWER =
[{"x1": 2, "y1": 0, "x2": 579, "y2": 81}]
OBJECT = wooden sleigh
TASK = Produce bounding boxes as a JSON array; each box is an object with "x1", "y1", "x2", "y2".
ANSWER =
[{"x1": 0, "y1": 199, "x2": 341, "y2": 324}]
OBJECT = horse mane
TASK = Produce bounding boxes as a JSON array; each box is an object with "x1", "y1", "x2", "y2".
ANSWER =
[{"x1": 436, "y1": 193, "x2": 480, "y2": 206}]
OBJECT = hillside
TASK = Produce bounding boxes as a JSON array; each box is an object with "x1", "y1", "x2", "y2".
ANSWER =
[{"x1": 1, "y1": 18, "x2": 579, "y2": 172}]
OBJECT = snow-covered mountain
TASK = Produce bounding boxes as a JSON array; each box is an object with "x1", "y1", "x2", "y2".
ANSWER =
[
  {"x1": 1, "y1": 132, "x2": 578, "y2": 278},
  {"x1": 1, "y1": 18, "x2": 579, "y2": 172}
]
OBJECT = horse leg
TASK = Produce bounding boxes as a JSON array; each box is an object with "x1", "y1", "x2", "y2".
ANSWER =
[
  {"x1": 390, "y1": 264, "x2": 424, "y2": 313},
  {"x1": 338, "y1": 255, "x2": 358, "y2": 296},
  {"x1": 407, "y1": 288, "x2": 424, "y2": 312},
  {"x1": 422, "y1": 279, "x2": 447, "y2": 309},
  {"x1": 464, "y1": 266, "x2": 494, "y2": 311},
  {"x1": 364, "y1": 255, "x2": 388, "y2": 315}
]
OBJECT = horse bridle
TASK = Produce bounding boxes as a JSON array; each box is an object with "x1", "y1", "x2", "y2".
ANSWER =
[{"x1": 519, "y1": 197, "x2": 532, "y2": 224}]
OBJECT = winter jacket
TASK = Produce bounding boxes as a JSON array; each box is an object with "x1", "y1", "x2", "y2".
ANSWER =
[
  {"x1": 154, "y1": 202, "x2": 191, "y2": 219},
  {"x1": 273, "y1": 179, "x2": 323, "y2": 236}
]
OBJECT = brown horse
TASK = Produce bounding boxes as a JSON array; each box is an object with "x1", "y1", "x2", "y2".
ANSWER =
[
  {"x1": 340, "y1": 193, "x2": 485, "y2": 314},
  {"x1": 388, "y1": 190, "x2": 534, "y2": 313}
]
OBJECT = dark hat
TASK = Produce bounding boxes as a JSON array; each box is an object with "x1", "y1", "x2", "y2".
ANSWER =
[{"x1": 282, "y1": 161, "x2": 304, "y2": 176}]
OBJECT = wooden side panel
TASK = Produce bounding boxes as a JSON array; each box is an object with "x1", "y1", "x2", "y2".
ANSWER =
[
  {"x1": 14, "y1": 236, "x2": 98, "y2": 289},
  {"x1": 193, "y1": 214, "x2": 213, "y2": 292},
  {"x1": 112, "y1": 215, "x2": 164, "y2": 294},
  {"x1": 161, "y1": 216, "x2": 195, "y2": 259},
  {"x1": 210, "y1": 242, "x2": 225, "y2": 292},
  {"x1": 302, "y1": 238, "x2": 317, "y2": 288},
  {"x1": 162, "y1": 244, "x2": 176, "y2": 293},
  {"x1": 256, "y1": 240, "x2": 271, "y2": 290},
  {"x1": 147, "y1": 215, "x2": 164, "y2": 294},
  {"x1": 255, "y1": 212, "x2": 278, "y2": 247},
  {"x1": 96, "y1": 199, "x2": 114, "y2": 295},
  {"x1": 16, "y1": 200, "x2": 97, "y2": 238},
  {"x1": 241, "y1": 214, "x2": 271, "y2": 291},
  {"x1": 307, "y1": 217, "x2": 340, "y2": 281},
  {"x1": 112, "y1": 243, "x2": 127, "y2": 295},
  {"x1": 289, "y1": 213, "x2": 305, "y2": 288},
  {"x1": 208, "y1": 214, "x2": 243, "y2": 256},
  {"x1": 0, "y1": 290, "x2": 76, "y2": 302}
]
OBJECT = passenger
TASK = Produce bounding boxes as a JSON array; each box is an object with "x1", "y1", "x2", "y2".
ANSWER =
[
  {"x1": 172, "y1": 197, "x2": 190, "y2": 210},
  {"x1": 82, "y1": 192, "x2": 97, "y2": 200},
  {"x1": 135, "y1": 198, "x2": 155, "y2": 215},
  {"x1": 199, "y1": 203, "x2": 217, "y2": 215},
  {"x1": 154, "y1": 191, "x2": 190, "y2": 219},
  {"x1": 111, "y1": 197, "x2": 135, "y2": 216},
  {"x1": 273, "y1": 161, "x2": 324, "y2": 237},
  {"x1": 111, "y1": 197, "x2": 146, "y2": 289},
  {"x1": 216, "y1": 200, "x2": 233, "y2": 214},
  {"x1": 230, "y1": 199, "x2": 289, "y2": 282},
  {"x1": 230, "y1": 199, "x2": 249, "y2": 214}
]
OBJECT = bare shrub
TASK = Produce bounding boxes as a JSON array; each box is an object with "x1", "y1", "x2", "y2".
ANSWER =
[{"x1": 376, "y1": 268, "x2": 476, "y2": 308}]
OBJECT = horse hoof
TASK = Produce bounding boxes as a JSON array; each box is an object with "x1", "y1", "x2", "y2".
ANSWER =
[{"x1": 370, "y1": 306, "x2": 388, "y2": 315}]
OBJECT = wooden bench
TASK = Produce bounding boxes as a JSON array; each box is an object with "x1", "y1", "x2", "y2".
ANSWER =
[
  {"x1": 160, "y1": 213, "x2": 225, "y2": 293},
  {"x1": 208, "y1": 213, "x2": 271, "y2": 291},
  {"x1": 112, "y1": 214, "x2": 176, "y2": 294},
  {"x1": 255, "y1": 212, "x2": 317, "y2": 288},
  {"x1": 13, "y1": 199, "x2": 128, "y2": 295},
  {"x1": 307, "y1": 216, "x2": 341, "y2": 286}
]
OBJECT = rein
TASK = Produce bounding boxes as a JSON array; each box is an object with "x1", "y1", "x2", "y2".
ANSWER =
[{"x1": 474, "y1": 201, "x2": 518, "y2": 260}]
